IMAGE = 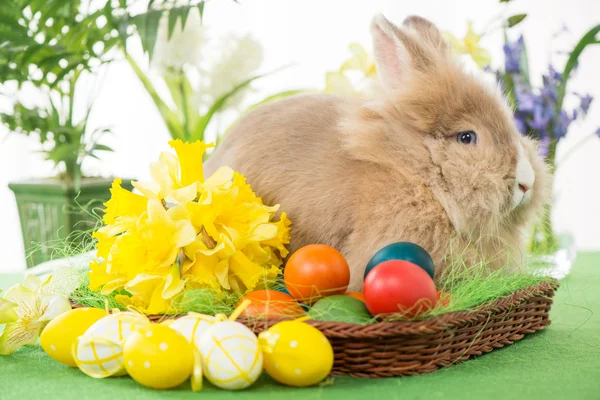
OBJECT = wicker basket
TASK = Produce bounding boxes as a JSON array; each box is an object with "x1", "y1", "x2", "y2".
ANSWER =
[
  {"x1": 243, "y1": 279, "x2": 559, "y2": 378},
  {"x1": 73, "y1": 279, "x2": 558, "y2": 378}
]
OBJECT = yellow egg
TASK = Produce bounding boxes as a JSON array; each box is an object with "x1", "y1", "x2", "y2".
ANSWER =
[
  {"x1": 73, "y1": 335, "x2": 125, "y2": 378},
  {"x1": 259, "y1": 320, "x2": 333, "y2": 387},
  {"x1": 123, "y1": 323, "x2": 194, "y2": 389},
  {"x1": 84, "y1": 311, "x2": 149, "y2": 345},
  {"x1": 168, "y1": 314, "x2": 216, "y2": 349},
  {"x1": 198, "y1": 321, "x2": 263, "y2": 390},
  {"x1": 40, "y1": 307, "x2": 107, "y2": 367}
]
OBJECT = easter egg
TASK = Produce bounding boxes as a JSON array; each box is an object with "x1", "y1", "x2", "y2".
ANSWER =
[
  {"x1": 198, "y1": 321, "x2": 263, "y2": 390},
  {"x1": 239, "y1": 290, "x2": 305, "y2": 319},
  {"x1": 73, "y1": 335, "x2": 125, "y2": 378},
  {"x1": 437, "y1": 290, "x2": 451, "y2": 307},
  {"x1": 85, "y1": 311, "x2": 149, "y2": 345},
  {"x1": 308, "y1": 295, "x2": 371, "y2": 324},
  {"x1": 363, "y1": 260, "x2": 437, "y2": 317},
  {"x1": 123, "y1": 323, "x2": 194, "y2": 389},
  {"x1": 364, "y1": 242, "x2": 435, "y2": 279},
  {"x1": 40, "y1": 307, "x2": 107, "y2": 367},
  {"x1": 345, "y1": 292, "x2": 365, "y2": 302},
  {"x1": 259, "y1": 320, "x2": 333, "y2": 387},
  {"x1": 274, "y1": 285, "x2": 291, "y2": 295},
  {"x1": 168, "y1": 314, "x2": 216, "y2": 349},
  {"x1": 284, "y1": 244, "x2": 350, "y2": 304}
]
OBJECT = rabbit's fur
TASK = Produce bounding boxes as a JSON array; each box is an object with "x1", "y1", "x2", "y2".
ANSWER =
[{"x1": 205, "y1": 14, "x2": 549, "y2": 291}]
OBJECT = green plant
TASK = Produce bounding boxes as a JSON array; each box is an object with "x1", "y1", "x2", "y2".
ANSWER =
[
  {"x1": 122, "y1": 1, "x2": 304, "y2": 151},
  {"x1": 0, "y1": 0, "x2": 122, "y2": 183}
]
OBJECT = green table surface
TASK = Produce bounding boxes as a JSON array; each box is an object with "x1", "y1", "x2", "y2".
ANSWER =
[{"x1": 1, "y1": 253, "x2": 599, "y2": 400}]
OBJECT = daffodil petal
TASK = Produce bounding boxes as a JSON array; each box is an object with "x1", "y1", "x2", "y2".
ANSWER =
[
  {"x1": 162, "y1": 265, "x2": 185, "y2": 300},
  {"x1": 325, "y1": 72, "x2": 357, "y2": 96},
  {"x1": 169, "y1": 139, "x2": 214, "y2": 186},
  {"x1": 104, "y1": 178, "x2": 147, "y2": 224}
]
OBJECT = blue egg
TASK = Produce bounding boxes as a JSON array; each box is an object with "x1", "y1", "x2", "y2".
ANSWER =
[
  {"x1": 364, "y1": 242, "x2": 435, "y2": 279},
  {"x1": 274, "y1": 285, "x2": 291, "y2": 296}
]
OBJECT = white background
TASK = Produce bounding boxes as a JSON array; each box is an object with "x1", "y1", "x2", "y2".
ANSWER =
[{"x1": 1, "y1": 0, "x2": 599, "y2": 272}]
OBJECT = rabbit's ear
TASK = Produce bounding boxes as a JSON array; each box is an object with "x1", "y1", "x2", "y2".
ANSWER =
[
  {"x1": 403, "y1": 16, "x2": 448, "y2": 53},
  {"x1": 370, "y1": 13, "x2": 436, "y2": 89}
]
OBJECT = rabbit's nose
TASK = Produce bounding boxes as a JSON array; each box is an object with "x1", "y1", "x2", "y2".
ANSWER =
[{"x1": 518, "y1": 183, "x2": 529, "y2": 193}]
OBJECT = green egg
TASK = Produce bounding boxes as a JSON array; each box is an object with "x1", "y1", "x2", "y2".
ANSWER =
[{"x1": 308, "y1": 295, "x2": 372, "y2": 324}]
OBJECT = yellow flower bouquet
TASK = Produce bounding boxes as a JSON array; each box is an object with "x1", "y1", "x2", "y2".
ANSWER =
[{"x1": 89, "y1": 140, "x2": 291, "y2": 314}]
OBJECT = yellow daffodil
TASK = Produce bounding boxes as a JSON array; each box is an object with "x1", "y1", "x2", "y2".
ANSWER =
[
  {"x1": 89, "y1": 140, "x2": 291, "y2": 314},
  {"x1": 0, "y1": 275, "x2": 72, "y2": 355},
  {"x1": 444, "y1": 21, "x2": 491, "y2": 68},
  {"x1": 116, "y1": 264, "x2": 184, "y2": 314},
  {"x1": 103, "y1": 178, "x2": 147, "y2": 226},
  {"x1": 325, "y1": 43, "x2": 377, "y2": 97},
  {"x1": 341, "y1": 43, "x2": 377, "y2": 78}
]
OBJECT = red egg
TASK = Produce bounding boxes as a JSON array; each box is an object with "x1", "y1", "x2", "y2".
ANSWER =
[
  {"x1": 363, "y1": 260, "x2": 437, "y2": 317},
  {"x1": 239, "y1": 290, "x2": 305, "y2": 319},
  {"x1": 284, "y1": 244, "x2": 350, "y2": 304}
]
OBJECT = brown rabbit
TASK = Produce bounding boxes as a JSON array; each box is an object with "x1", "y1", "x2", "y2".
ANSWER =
[{"x1": 205, "y1": 14, "x2": 549, "y2": 291}]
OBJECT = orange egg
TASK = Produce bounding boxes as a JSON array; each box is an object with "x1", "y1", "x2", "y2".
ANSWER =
[
  {"x1": 239, "y1": 290, "x2": 305, "y2": 319},
  {"x1": 345, "y1": 292, "x2": 365, "y2": 302},
  {"x1": 284, "y1": 244, "x2": 350, "y2": 304},
  {"x1": 437, "y1": 290, "x2": 451, "y2": 307}
]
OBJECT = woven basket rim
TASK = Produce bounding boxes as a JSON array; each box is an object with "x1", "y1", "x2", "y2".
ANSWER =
[
  {"x1": 71, "y1": 279, "x2": 558, "y2": 338},
  {"x1": 239, "y1": 279, "x2": 559, "y2": 337}
]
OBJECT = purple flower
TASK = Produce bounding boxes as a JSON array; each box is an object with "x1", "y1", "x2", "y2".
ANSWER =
[
  {"x1": 576, "y1": 93, "x2": 593, "y2": 115},
  {"x1": 514, "y1": 113, "x2": 528, "y2": 134},
  {"x1": 539, "y1": 136, "x2": 551, "y2": 157},
  {"x1": 596, "y1": 128, "x2": 600, "y2": 138},
  {"x1": 515, "y1": 83, "x2": 536, "y2": 113},
  {"x1": 529, "y1": 103, "x2": 552, "y2": 135},
  {"x1": 553, "y1": 110, "x2": 573, "y2": 139},
  {"x1": 503, "y1": 36, "x2": 524, "y2": 74},
  {"x1": 547, "y1": 65, "x2": 562, "y2": 82}
]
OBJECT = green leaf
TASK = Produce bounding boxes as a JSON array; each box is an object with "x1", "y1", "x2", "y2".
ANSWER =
[
  {"x1": 192, "y1": 70, "x2": 281, "y2": 141},
  {"x1": 556, "y1": 24, "x2": 600, "y2": 112},
  {"x1": 507, "y1": 14, "x2": 527, "y2": 28},
  {"x1": 245, "y1": 90, "x2": 307, "y2": 113},
  {"x1": 133, "y1": 10, "x2": 163, "y2": 59},
  {"x1": 167, "y1": 8, "x2": 179, "y2": 40},
  {"x1": 198, "y1": 1, "x2": 205, "y2": 23},
  {"x1": 123, "y1": 51, "x2": 185, "y2": 139},
  {"x1": 499, "y1": 0, "x2": 513, "y2": 3},
  {"x1": 91, "y1": 144, "x2": 114, "y2": 152}
]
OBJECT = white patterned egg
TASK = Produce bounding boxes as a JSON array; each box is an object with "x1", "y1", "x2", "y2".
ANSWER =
[
  {"x1": 198, "y1": 321, "x2": 263, "y2": 390},
  {"x1": 168, "y1": 314, "x2": 216, "y2": 349},
  {"x1": 73, "y1": 336, "x2": 125, "y2": 378},
  {"x1": 84, "y1": 312, "x2": 149, "y2": 345}
]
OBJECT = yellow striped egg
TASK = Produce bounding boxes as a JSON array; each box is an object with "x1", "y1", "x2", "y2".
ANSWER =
[
  {"x1": 73, "y1": 336, "x2": 125, "y2": 378},
  {"x1": 198, "y1": 321, "x2": 263, "y2": 390},
  {"x1": 84, "y1": 312, "x2": 149, "y2": 345},
  {"x1": 168, "y1": 314, "x2": 216, "y2": 349}
]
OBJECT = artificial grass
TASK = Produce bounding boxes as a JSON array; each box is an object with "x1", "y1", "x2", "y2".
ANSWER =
[
  {"x1": 0, "y1": 252, "x2": 599, "y2": 399},
  {"x1": 70, "y1": 254, "x2": 553, "y2": 322}
]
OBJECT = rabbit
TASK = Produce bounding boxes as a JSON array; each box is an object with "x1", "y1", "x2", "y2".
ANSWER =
[{"x1": 204, "y1": 14, "x2": 550, "y2": 291}]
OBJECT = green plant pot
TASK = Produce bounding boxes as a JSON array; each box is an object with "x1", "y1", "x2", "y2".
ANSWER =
[{"x1": 8, "y1": 178, "x2": 132, "y2": 268}]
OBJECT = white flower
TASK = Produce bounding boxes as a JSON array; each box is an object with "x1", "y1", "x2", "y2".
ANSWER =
[
  {"x1": 152, "y1": 7, "x2": 206, "y2": 71},
  {"x1": 0, "y1": 268, "x2": 82, "y2": 355},
  {"x1": 196, "y1": 34, "x2": 264, "y2": 110}
]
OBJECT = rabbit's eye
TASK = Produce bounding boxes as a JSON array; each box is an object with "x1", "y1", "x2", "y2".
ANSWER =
[{"x1": 457, "y1": 131, "x2": 477, "y2": 145}]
